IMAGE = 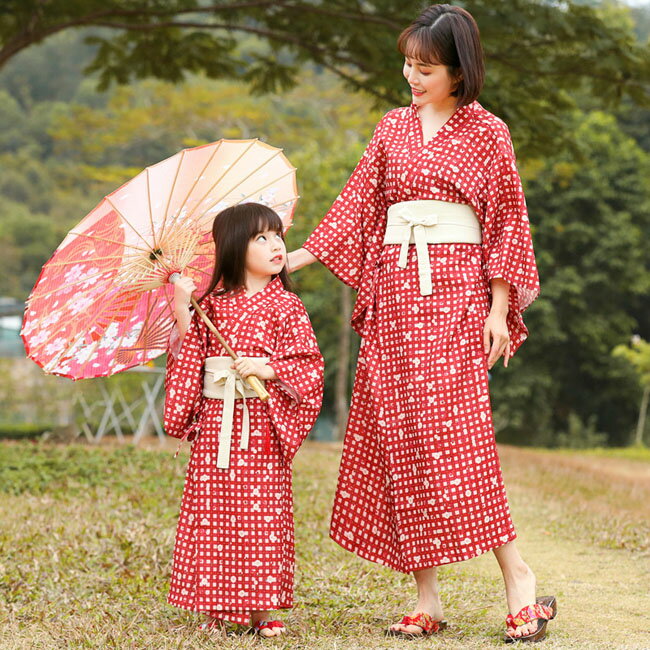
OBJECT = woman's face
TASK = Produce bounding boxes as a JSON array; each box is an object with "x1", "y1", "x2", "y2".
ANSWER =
[{"x1": 402, "y1": 56, "x2": 458, "y2": 108}]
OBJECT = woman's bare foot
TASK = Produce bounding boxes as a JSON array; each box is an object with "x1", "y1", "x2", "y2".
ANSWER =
[
  {"x1": 493, "y1": 542, "x2": 539, "y2": 639},
  {"x1": 250, "y1": 610, "x2": 286, "y2": 638},
  {"x1": 389, "y1": 567, "x2": 445, "y2": 635},
  {"x1": 503, "y1": 563, "x2": 538, "y2": 638}
]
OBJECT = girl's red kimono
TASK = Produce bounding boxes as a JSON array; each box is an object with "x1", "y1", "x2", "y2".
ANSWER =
[
  {"x1": 304, "y1": 101, "x2": 540, "y2": 573},
  {"x1": 164, "y1": 277, "x2": 323, "y2": 624}
]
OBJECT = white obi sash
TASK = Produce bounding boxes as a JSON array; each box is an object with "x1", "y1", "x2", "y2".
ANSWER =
[
  {"x1": 203, "y1": 356, "x2": 269, "y2": 469},
  {"x1": 383, "y1": 200, "x2": 482, "y2": 295}
]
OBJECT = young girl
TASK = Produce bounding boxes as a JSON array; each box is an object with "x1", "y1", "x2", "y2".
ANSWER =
[{"x1": 164, "y1": 202, "x2": 324, "y2": 637}]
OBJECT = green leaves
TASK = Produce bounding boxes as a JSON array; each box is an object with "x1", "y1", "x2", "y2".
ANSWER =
[{"x1": 1, "y1": 1, "x2": 648, "y2": 156}]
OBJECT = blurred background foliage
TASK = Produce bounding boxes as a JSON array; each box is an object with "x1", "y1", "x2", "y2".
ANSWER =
[{"x1": 0, "y1": 1, "x2": 649, "y2": 447}]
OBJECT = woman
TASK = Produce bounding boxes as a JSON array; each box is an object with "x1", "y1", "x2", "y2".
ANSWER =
[{"x1": 288, "y1": 4, "x2": 556, "y2": 644}]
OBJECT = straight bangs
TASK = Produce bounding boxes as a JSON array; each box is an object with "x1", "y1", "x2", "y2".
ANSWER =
[
  {"x1": 249, "y1": 207, "x2": 285, "y2": 240},
  {"x1": 398, "y1": 25, "x2": 448, "y2": 66}
]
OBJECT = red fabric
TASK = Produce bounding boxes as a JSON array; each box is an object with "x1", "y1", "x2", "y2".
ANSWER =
[
  {"x1": 164, "y1": 277, "x2": 323, "y2": 624},
  {"x1": 506, "y1": 603, "x2": 554, "y2": 630},
  {"x1": 304, "y1": 102, "x2": 538, "y2": 573},
  {"x1": 304, "y1": 101, "x2": 539, "y2": 354},
  {"x1": 255, "y1": 620, "x2": 285, "y2": 631},
  {"x1": 400, "y1": 613, "x2": 439, "y2": 634}
]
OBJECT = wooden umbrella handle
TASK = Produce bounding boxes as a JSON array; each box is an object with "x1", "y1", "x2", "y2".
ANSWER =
[{"x1": 190, "y1": 297, "x2": 271, "y2": 402}]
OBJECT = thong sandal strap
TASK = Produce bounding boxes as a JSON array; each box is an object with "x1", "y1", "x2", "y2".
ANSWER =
[
  {"x1": 399, "y1": 612, "x2": 440, "y2": 634},
  {"x1": 506, "y1": 603, "x2": 553, "y2": 631},
  {"x1": 254, "y1": 620, "x2": 285, "y2": 631}
]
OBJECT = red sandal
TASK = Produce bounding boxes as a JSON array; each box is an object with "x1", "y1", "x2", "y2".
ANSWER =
[
  {"x1": 504, "y1": 595, "x2": 557, "y2": 643},
  {"x1": 197, "y1": 618, "x2": 224, "y2": 631},
  {"x1": 250, "y1": 620, "x2": 286, "y2": 637},
  {"x1": 386, "y1": 612, "x2": 448, "y2": 638}
]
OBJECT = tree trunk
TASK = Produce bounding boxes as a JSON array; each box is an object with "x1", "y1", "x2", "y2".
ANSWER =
[
  {"x1": 334, "y1": 284, "x2": 352, "y2": 440},
  {"x1": 635, "y1": 385, "x2": 649, "y2": 446}
]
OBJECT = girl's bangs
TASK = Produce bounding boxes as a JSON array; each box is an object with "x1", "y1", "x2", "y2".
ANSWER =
[{"x1": 252, "y1": 210, "x2": 284, "y2": 238}]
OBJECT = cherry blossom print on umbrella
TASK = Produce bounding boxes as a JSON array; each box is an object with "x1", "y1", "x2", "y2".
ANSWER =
[{"x1": 21, "y1": 139, "x2": 298, "y2": 379}]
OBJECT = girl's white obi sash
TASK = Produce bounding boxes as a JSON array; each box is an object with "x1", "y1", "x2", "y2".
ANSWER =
[
  {"x1": 382, "y1": 200, "x2": 482, "y2": 296},
  {"x1": 203, "y1": 355, "x2": 269, "y2": 469}
]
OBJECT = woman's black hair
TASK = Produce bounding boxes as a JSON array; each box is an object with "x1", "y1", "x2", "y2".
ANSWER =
[
  {"x1": 200, "y1": 202, "x2": 291, "y2": 300},
  {"x1": 398, "y1": 4, "x2": 485, "y2": 106}
]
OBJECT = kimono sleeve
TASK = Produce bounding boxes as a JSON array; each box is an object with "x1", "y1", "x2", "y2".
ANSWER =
[
  {"x1": 266, "y1": 297, "x2": 324, "y2": 464},
  {"x1": 482, "y1": 127, "x2": 541, "y2": 357},
  {"x1": 303, "y1": 117, "x2": 388, "y2": 291},
  {"x1": 163, "y1": 311, "x2": 208, "y2": 440}
]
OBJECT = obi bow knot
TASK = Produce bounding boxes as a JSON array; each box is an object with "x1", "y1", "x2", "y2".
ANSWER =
[
  {"x1": 203, "y1": 356, "x2": 268, "y2": 469},
  {"x1": 394, "y1": 209, "x2": 440, "y2": 295}
]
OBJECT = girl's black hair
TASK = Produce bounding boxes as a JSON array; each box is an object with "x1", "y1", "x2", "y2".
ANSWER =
[{"x1": 200, "y1": 202, "x2": 291, "y2": 300}]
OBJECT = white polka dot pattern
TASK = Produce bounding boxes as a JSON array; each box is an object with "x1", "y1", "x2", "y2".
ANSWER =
[
  {"x1": 303, "y1": 102, "x2": 539, "y2": 572},
  {"x1": 163, "y1": 277, "x2": 323, "y2": 623}
]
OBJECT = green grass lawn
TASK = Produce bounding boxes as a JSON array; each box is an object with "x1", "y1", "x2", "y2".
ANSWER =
[{"x1": 1, "y1": 440, "x2": 649, "y2": 649}]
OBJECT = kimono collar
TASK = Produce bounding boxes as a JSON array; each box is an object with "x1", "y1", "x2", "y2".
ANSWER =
[
  {"x1": 409, "y1": 100, "x2": 475, "y2": 137},
  {"x1": 239, "y1": 274, "x2": 285, "y2": 304},
  {"x1": 210, "y1": 274, "x2": 285, "y2": 308}
]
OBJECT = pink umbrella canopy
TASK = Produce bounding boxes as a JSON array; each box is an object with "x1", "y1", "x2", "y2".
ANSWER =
[{"x1": 21, "y1": 139, "x2": 298, "y2": 379}]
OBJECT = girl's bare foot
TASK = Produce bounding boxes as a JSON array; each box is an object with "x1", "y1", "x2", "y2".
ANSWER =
[
  {"x1": 389, "y1": 567, "x2": 445, "y2": 635},
  {"x1": 198, "y1": 616, "x2": 224, "y2": 631},
  {"x1": 250, "y1": 610, "x2": 286, "y2": 638}
]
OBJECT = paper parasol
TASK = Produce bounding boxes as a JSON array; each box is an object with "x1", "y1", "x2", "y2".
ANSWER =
[{"x1": 21, "y1": 139, "x2": 298, "y2": 381}]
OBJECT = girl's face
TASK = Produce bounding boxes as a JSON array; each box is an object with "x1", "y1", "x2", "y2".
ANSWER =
[
  {"x1": 402, "y1": 56, "x2": 458, "y2": 108},
  {"x1": 245, "y1": 228, "x2": 286, "y2": 279}
]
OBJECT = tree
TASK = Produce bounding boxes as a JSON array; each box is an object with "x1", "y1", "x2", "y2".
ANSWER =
[
  {"x1": 1, "y1": 1, "x2": 649, "y2": 156},
  {"x1": 613, "y1": 336, "x2": 650, "y2": 446},
  {"x1": 491, "y1": 110, "x2": 650, "y2": 446}
]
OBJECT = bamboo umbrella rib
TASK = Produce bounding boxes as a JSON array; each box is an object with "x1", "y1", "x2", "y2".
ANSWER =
[
  {"x1": 212, "y1": 168, "x2": 297, "y2": 213},
  {"x1": 181, "y1": 139, "x2": 260, "y2": 225},
  {"x1": 165, "y1": 141, "x2": 225, "y2": 234},
  {"x1": 46, "y1": 254, "x2": 130, "y2": 266},
  {"x1": 184, "y1": 264, "x2": 212, "y2": 278},
  {"x1": 187, "y1": 146, "x2": 284, "y2": 225},
  {"x1": 77, "y1": 278, "x2": 164, "y2": 374},
  {"x1": 105, "y1": 197, "x2": 166, "y2": 262},
  {"x1": 159, "y1": 149, "x2": 186, "y2": 245},
  {"x1": 172, "y1": 232, "x2": 203, "y2": 271},
  {"x1": 117, "y1": 256, "x2": 163, "y2": 278},
  {"x1": 145, "y1": 168, "x2": 158, "y2": 250},
  {"x1": 132, "y1": 289, "x2": 153, "y2": 366},
  {"x1": 30, "y1": 267, "x2": 121, "y2": 301},
  {"x1": 68, "y1": 230, "x2": 152, "y2": 255},
  {"x1": 161, "y1": 223, "x2": 201, "y2": 261},
  {"x1": 71, "y1": 287, "x2": 147, "y2": 373},
  {"x1": 37, "y1": 280, "x2": 130, "y2": 361},
  {"x1": 269, "y1": 196, "x2": 300, "y2": 211}
]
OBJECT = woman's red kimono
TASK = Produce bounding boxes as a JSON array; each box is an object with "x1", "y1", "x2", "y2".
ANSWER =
[
  {"x1": 304, "y1": 101, "x2": 540, "y2": 573},
  {"x1": 164, "y1": 277, "x2": 323, "y2": 624}
]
